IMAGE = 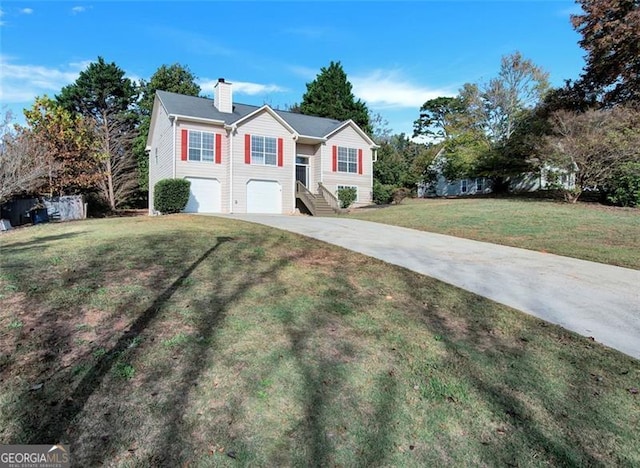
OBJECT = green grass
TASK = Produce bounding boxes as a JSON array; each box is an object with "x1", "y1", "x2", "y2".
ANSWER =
[
  {"x1": 349, "y1": 198, "x2": 640, "y2": 269},
  {"x1": 0, "y1": 215, "x2": 638, "y2": 466}
]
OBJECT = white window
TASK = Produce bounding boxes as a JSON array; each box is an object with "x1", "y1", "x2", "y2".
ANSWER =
[
  {"x1": 476, "y1": 178, "x2": 483, "y2": 192},
  {"x1": 188, "y1": 130, "x2": 215, "y2": 162},
  {"x1": 252, "y1": 135, "x2": 277, "y2": 166},
  {"x1": 461, "y1": 179, "x2": 468, "y2": 193},
  {"x1": 336, "y1": 185, "x2": 359, "y2": 201},
  {"x1": 338, "y1": 147, "x2": 358, "y2": 173}
]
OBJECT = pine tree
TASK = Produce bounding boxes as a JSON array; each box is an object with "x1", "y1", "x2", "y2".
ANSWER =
[
  {"x1": 300, "y1": 61, "x2": 371, "y2": 135},
  {"x1": 57, "y1": 57, "x2": 139, "y2": 210}
]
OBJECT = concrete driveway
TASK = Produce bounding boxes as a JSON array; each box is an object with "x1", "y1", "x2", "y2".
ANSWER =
[{"x1": 218, "y1": 214, "x2": 640, "y2": 360}]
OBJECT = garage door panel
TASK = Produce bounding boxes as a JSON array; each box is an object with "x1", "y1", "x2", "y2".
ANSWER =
[
  {"x1": 247, "y1": 180, "x2": 281, "y2": 214},
  {"x1": 184, "y1": 178, "x2": 221, "y2": 213}
]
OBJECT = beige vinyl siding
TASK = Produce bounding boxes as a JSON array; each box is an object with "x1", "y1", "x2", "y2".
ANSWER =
[
  {"x1": 148, "y1": 103, "x2": 175, "y2": 213},
  {"x1": 232, "y1": 111, "x2": 295, "y2": 213},
  {"x1": 295, "y1": 143, "x2": 321, "y2": 191},
  {"x1": 175, "y1": 121, "x2": 230, "y2": 212},
  {"x1": 323, "y1": 125, "x2": 373, "y2": 206}
]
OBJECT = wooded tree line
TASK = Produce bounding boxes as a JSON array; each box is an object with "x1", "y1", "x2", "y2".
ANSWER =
[
  {"x1": 0, "y1": 60, "x2": 202, "y2": 209},
  {"x1": 410, "y1": 0, "x2": 640, "y2": 205},
  {"x1": 1, "y1": 0, "x2": 638, "y2": 208}
]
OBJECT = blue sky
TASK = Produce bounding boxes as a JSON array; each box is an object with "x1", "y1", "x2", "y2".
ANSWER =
[{"x1": 1, "y1": 1, "x2": 585, "y2": 136}]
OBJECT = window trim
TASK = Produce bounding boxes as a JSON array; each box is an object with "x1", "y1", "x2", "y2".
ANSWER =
[
  {"x1": 461, "y1": 179, "x2": 468, "y2": 193},
  {"x1": 251, "y1": 135, "x2": 278, "y2": 167},
  {"x1": 187, "y1": 129, "x2": 215, "y2": 163}
]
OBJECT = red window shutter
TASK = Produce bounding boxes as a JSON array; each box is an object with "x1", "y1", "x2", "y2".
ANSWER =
[
  {"x1": 215, "y1": 134, "x2": 222, "y2": 164},
  {"x1": 358, "y1": 149, "x2": 363, "y2": 175},
  {"x1": 245, "y1": 134, "x2": 251, "y2": 164},
  {"x1": 332, "y1": 145, "x2": 337, "y2": 172},
  {"x1": 181, "y1": 129, "x2": 188, "y2": 161},
  {"x1": 277, "y1": 138, "x2": 284, "y2": 167}
]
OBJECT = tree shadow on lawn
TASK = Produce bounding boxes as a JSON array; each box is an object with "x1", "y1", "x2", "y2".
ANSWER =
[
  {"x1": 396, "y1": 268, "x2": 639, "y2": 466},
  {"x1": 67, "y1": 234, "x2": 304, "y2": 466},
  {"x1": 2, "y1": 223, "x2": 638, "y2": 466},
  {"x1": 0, "y1": 231, "x2": 83, "y2": 253},
  {"x1": 264, "y1": 263, "x2": 401, "y2": 468},
  {"x1": 7, "y1": 235, "x2": 233, "y2": 446}
]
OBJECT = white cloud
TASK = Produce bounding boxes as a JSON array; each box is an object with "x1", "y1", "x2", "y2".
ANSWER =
[
  {"x1": 288, "y1": 65, "x2": 318, "y2": 81},
  {"x1": 199, "y1": 79, "x2": 286, "y2": 96},
  {"x1": 0, "y1": 56, "x2": 88, "y2": 103},
  {"x1": 20, "y1": 8, "x2": 34, "y2": 15},
  {"x1": 351, "y1": 70, "x2": 455, "y2": 109},
  {"x1": 71, "y1": 6, "x2": 86, "y2": 14}
]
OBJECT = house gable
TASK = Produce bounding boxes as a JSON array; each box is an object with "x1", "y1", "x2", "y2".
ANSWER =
[
  {"x1": 324, "y1": 120, "x2": 377, "y2": 148},
  {"x1": 322, "y1": 124, "x2": 375, "y2": 206},
  {"x1": 234, "y1": 105, "x2": 297, "y2": 137}
]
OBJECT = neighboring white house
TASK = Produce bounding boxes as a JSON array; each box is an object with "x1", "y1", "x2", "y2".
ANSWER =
[
  {"x1": 417, "y1": 149, "x2": 493, "y2": 197},
  {"x1": 417, "y1": 149, "x2": 576, "y2": 197},
  {"x1": 146, "y1": 79, "x2": 378, "y2": 215},
  {"x1": 507, "y1": 165, "x2": 577, "y2": 192}
]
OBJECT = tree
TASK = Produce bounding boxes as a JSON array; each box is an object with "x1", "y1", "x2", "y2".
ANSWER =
[
  {"x1": 373, "y1": 142, "x2": 405, "y2": 186},
  {"x1": 57, "y1": 57, "x2": 139, "y2": 210},
  {"x1": 134, "y1": 64, "x2": 201, "y2": 192},
  {"x1": 373, "y1": 133, "x2": 434, "y2": 194},
  {"x1": 572, "y1": 0, "x2": 640, "y2": 105},
  {"x1": 537, "y1": 106, "x2": 640, "y2": 202},
  {"x1": 429, "y1": 53, "x2": 549, "y2": 184},
  {"x1": 22, "y1": 96, "x2": 99, "y2": 196},
  {"x1": 0, "y1": 110, "x2": 49, "y2": 204},
  {"x1": 300, "y1": 61, "x2": 371, "y2": 134},
  {"x1": 138, "y1": 63, "x2": 201, "y2": 118},
  {"x1": 605, "y1": 162, "x2": 640, "y2": 207},
  {"x1": 413, "y1": 96, "x2": 466, "y2": 141},
  {"x1": 370, "y1": 111, "x2": 393, "y2": 143},
  {"x1": 475, "y1": 52, "x2": 550, "y2": 144}
]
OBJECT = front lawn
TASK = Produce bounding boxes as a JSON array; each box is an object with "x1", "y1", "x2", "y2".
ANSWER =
[
  {"x1": 1, "y1": 216, "x2": 638, "y2": 466},
  {"x1": 350, "y1": 198, "x2": 640, "y2": 269}
]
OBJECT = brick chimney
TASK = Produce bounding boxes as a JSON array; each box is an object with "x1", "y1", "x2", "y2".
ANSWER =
[{"x1": 214, "y1": 78, "x2": 232, "y2": 113}]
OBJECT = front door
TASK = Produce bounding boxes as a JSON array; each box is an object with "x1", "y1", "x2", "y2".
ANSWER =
[{"x1": 296, "y1": 156, "x2": 309, "y2": 188}]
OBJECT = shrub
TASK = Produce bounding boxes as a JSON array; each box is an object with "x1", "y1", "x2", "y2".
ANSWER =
[
  {"x1": 337, "y1": 186, "x2": 357, "y2": 209},
  {"x1": 373, "y1": 180, "x2": 394, "y2": 205},
  {"x1": 392, "y1": 187, "x2": 411, "y2": 204},
  {"x1": 154, "y1": 179, "x2": 191, "y2": 214},
  {"x1": 605, "y1": 162, "x2": 640, "y2": 207}
]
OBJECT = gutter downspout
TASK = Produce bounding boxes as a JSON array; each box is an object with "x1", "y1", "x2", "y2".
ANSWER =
[
  {"x1": 320, "y1": 144, "x2": 324, "y2": 185},
  {"x1": 226, "y1": 124, "x2": 237, "y2": 213},
  {"x1": 292, "y1": 134, "x2": 298, "y2": 211},
  {"x1": 172, "y1": 116, "x2": 177, "y2": 179},
  {"x1": 371, "y1": 148, "x2": 377, "y2": 204}
]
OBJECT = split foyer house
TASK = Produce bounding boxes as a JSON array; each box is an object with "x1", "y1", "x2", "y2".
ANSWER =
[{"x1": 147, "y1": 79, "x2": 378, "y2": 215}]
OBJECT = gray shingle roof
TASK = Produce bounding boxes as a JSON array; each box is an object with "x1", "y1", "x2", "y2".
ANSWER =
[{"x1": 156, "y1": 90, "x2": 347, "y2": 139}]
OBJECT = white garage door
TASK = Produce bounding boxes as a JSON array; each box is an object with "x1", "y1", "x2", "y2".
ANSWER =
[
  {"x1": 247, "y1": 180, "x2": 282, "y2": 213},
  {"x1": 184, "y1": 178, "x2": 221, "y2": 213}
]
